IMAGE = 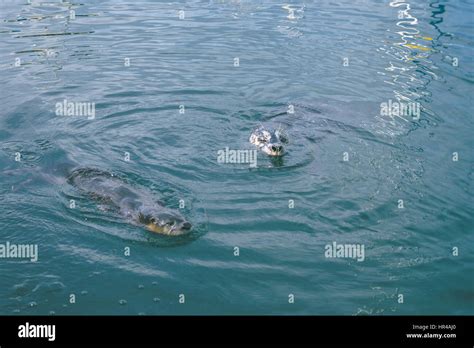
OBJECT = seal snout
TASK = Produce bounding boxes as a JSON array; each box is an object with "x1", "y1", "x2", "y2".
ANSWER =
[
  {"x1": 263, "y1": 143, "x2": 284, "y2": 156},
  {"x1": 271, "y1": 145, "x2": 283, "y2": 155},
  {"x1": 182, "y1": 222, "x2": 192, "y2": 231},
  {"x1": 138, "y1": 206, "x2": 193, "y2": 236},
  {"x1": 272, "y1": 145, "x2": 283, "y2": 152}
]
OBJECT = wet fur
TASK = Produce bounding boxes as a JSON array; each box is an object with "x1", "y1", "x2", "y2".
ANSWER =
[{"x1": 67, "y1": 168, "x2": 191, "y2": 236}]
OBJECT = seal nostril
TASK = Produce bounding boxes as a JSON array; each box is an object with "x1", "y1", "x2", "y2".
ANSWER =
[
  {"x1": 182, "y1": 222, "x2": 192, "y2": 230},
  {"x1": 272, "y1": 145, "x2": 283, "y2": 152}
]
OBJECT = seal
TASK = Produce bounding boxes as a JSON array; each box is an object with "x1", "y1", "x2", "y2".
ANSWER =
[
  {"x1": 249, "y1": 125, "x2": 288, "y2": 156},
  {"x1": 67, "y1": 168, "x2": 192, "y2": 236}
]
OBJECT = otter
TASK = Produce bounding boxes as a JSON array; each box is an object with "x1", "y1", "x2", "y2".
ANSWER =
[
  {"x1": 67, "y1": 168, "x2": 192, "y2": 236},
  {"x1": 249, "y1": 125, "x2": 288, "y2": 156}
]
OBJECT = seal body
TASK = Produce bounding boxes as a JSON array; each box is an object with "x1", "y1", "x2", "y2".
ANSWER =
[
  {"x1": 67, "y1": 168, "x2": 192, "y2": 236},
  {"x1": 249, "y1": 125, "x2": 287, "y2": 156}
]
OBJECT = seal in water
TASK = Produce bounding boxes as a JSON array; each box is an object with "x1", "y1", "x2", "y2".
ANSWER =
[
  {"x1": 249, "y1": 125, "x2": 288, "y2": 156},
  {"x1": 67, "y1": 168, "x2": 192, "y2": 236}
]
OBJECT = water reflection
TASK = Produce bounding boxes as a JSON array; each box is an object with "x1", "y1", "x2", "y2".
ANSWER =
[
  {"x1": 429, "y1": 1, "x2": 447, "y2": 40},
  {"x1": 3, "y1": 0, "x2": 96, "y2": 84},
  {"x1": 376, "y1": 0, "x2": 444, "y2": 131},
  {"x1": 277, "y1": 3, "x2": 305, "y2": 38}
]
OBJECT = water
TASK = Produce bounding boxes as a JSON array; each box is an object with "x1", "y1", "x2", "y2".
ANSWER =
[{"x1": 0, "y1": 0, "x2": 473, "y2": 315}]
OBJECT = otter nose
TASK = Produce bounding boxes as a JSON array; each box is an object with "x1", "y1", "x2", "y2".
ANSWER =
[
  {"x1": 182, "y1": 222, "x2": 192, "y2": 230},
  {"x1": 271, "y1": 145, "x2": 283, "y2": 152}
]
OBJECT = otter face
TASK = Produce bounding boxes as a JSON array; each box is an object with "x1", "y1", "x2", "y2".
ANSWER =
[
  {"x1": 139, "y1": 209, "x2": 192, "y2": 236},
  {"x1": 249, "y1": 127, "x2": 287, "y2": 157}
]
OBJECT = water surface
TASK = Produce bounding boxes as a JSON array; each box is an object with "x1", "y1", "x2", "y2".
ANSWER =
[{"x1": 0, "y1": 0, "x2": 473, "y2": 315}]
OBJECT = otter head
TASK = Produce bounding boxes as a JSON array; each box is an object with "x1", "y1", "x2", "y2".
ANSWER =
[
  {"x1": 138, "y1": 207, "x2": 192, "y2": 236},
  {"x1": 249, "y1": 126, "x2": 287, "y2": 156}
]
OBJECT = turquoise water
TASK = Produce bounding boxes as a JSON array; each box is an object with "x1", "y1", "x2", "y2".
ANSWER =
[{"x1": 0, "y1": 0, "x2": 473, "y2": 315}]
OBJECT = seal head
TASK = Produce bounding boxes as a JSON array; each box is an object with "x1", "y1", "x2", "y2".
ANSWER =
[
  {"x1": 249, "y1": 126, "x2": 287, "y2": 156},
  {"x1": 137, "y1": 205, "x2": 192, "y2": 236}
]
